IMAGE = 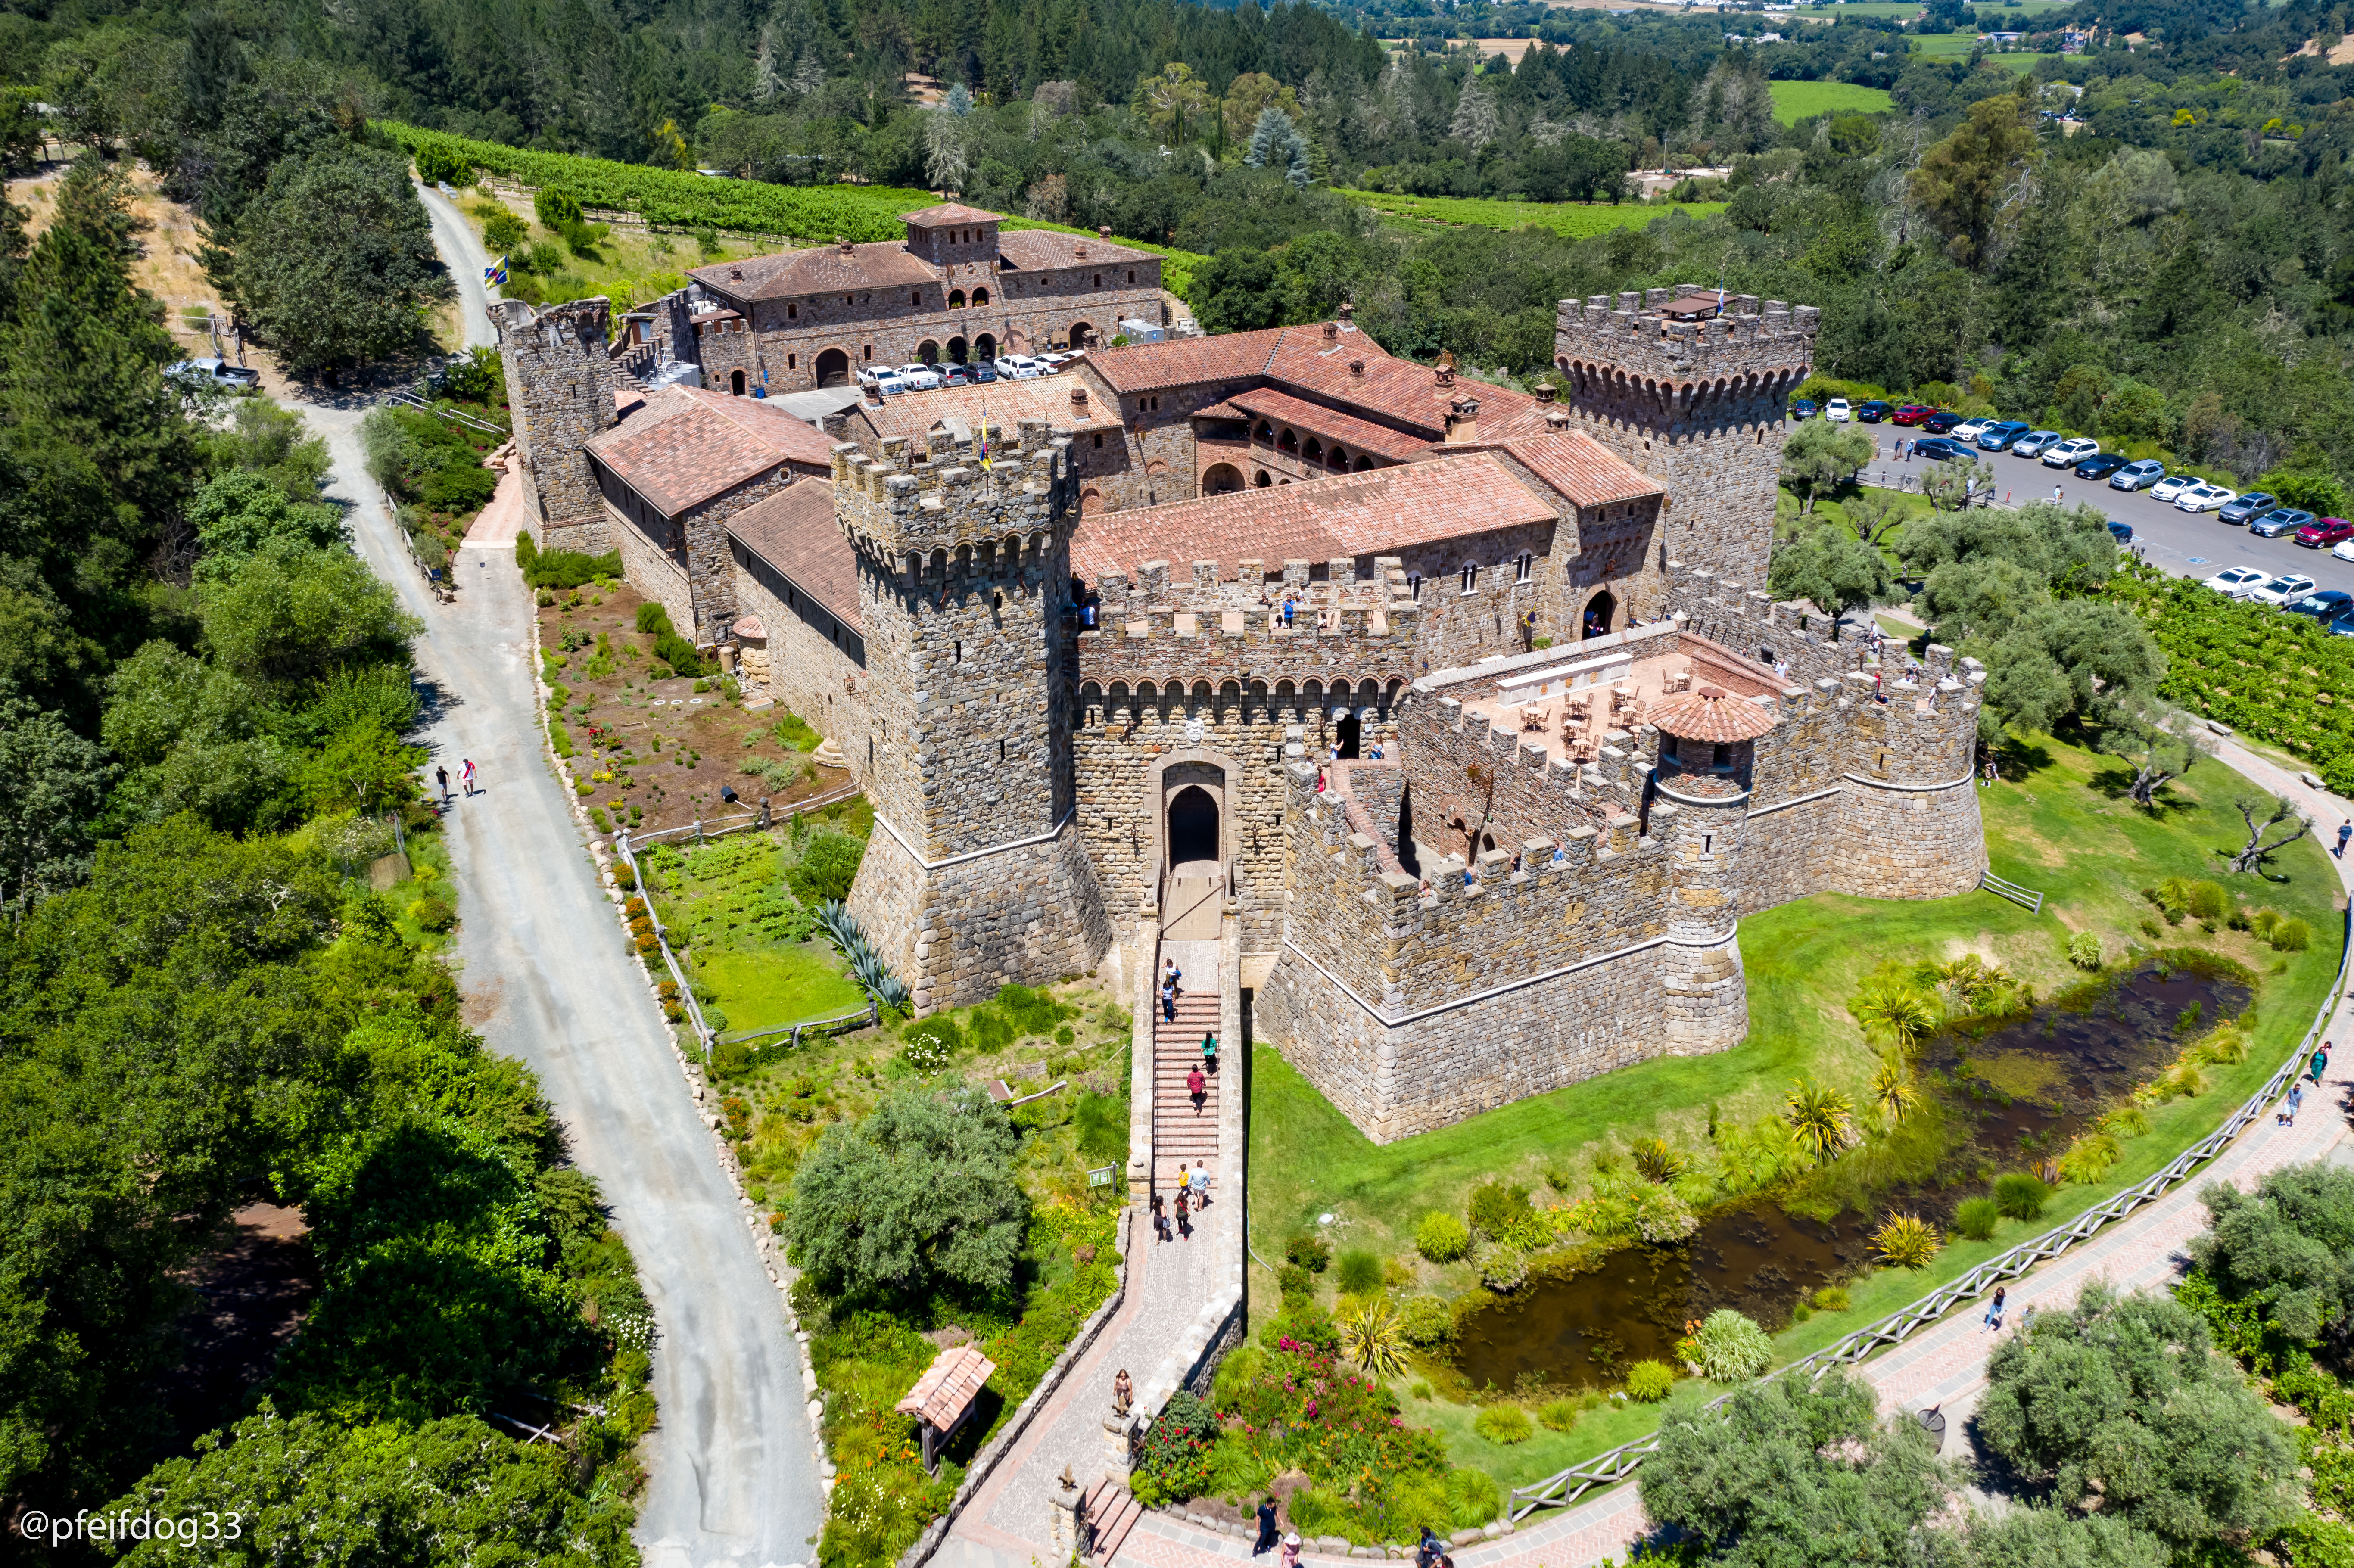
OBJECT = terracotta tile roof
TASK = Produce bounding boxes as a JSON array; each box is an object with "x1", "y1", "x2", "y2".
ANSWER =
[
  {"x1": 1071, "y1": 452, "x2": 1558, "y2": 582},
  {"x1": 1223, "y1": 387, "x2": 1432, "y2": 462},
  {"x1": 846, "y1": 370, "x2": 1124, "y2": 444},
  {"x1": 1661, "y1": 292, "x2": 1727, "y2": 320},
  {"x1": 1431, "y1": 432, "x2": 1663, "y2": 509},
  {"x1": 1190, "y1": 400, "x2": 1249, "y2": 421},
  {"x1": 725, "y1": 480, "x2": 864, "y2": 633},
  {"x1": 1648, "y1": 683, "x2": 1778, "y2": 742},
  {"x1": 902, "y1": 202, "x2": 1004, "y2": 228},
  {"x1": 1083, "y1": 325, "x2": 1327, "y2": 394},
  {"x1": 585, "y1": 385, "x2": 826, "y2": 516},
  {"x1": 691, "y1": 242, "x2": 937, "y2": 303},
  {"x1": 994, "y1": 229, "x2": 1158, "y2": 271},
  {"x1": 895, "y1": 1345, "x2": 996, "y2": 1430}
]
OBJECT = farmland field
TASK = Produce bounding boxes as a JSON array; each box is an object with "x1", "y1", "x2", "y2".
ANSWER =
[
  {"x1": 1766, "y1": 81, "x2": 1896, "y2": 121},
  {"x1": 1792, "y1": 0, "x2": 2071, "y2": 12},
  {"x1": 1336, "y1": 189, "x2": 1727, "y2": 237}
]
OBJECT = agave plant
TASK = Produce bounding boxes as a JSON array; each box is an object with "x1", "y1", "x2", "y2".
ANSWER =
[
  {"x1": 1784, "y1": 1079, "x2": 1858, "y2": 1164},
  {"x1": 1869, "y1": 1052, "x2": 1921, "y2": 1123},
  {"x1": 872, "y1": 974, "x2": 912, "y2": 1011},
  {"x1": 1336, "y1": 1295, "x2": 1410, "y2": 1380},
  {"x1": 1870, "y1": 1212, "x2": 1941, "y2": 1269}
]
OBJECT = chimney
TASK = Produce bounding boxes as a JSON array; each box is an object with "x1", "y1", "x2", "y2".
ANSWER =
[
  {"x1": 864, "y1": 380, "x2": 884, "y2": 405},
  {"x1": 1071, "y1": 385, "x2": 1090, "y2": 414},
  {"x1": 1444, "y1": 396, "x2": 1481, "y2": 444},
  {"x1": 840, "y1": 238, "x2": 854, "y2": 257},
  {"x1": 1349, "y1": 359, "x2": 1365, "y2": 378},
  {"x1": 1322, "y1": 320, "x2": 1338, "y2": 341},
  {"x1": 1098, "y1": 225, "x2": 1112, "y2": 240},
  {"x1": 1075, "y1": 240, "x2": 1088, "y2": 259},
  {"x1": 1534, "y1": 382, "x2": 1557, "y2": 404},
  {"x1": 1339, "y1": 301, "x2": 1355, "y2": 324},
  {"x1": 1434, "y1": 352, "x2": 1456, "y2": 389},
  {"x1": 730, "y1": 264, "x2": 743, "y2": 281},
  {"x1": 1544, "y1": 409, "x2": 1571, "y2": 431}
]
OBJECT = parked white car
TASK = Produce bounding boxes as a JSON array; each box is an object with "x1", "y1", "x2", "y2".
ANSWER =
[
  {"x1": 2247, "y1": 572, "x2": 2318, "y2": 607},
  {"x1": 894, "y1": 362, "x2": 944, "y2": 391},
  {"x1": 2148, "y1": 473, "x2": 2196, "y2": 503},
  {"x1": 2176, "y1": 482, "x2": 2237, "y2": 513},
  {"x1": 2333, "y1": 538, "x2": 2354, "y2": 563},
  {"x1": 2042, "y1": 437, "x2": 2100, "y2": 468},
  {"x1": 2202, "y1": 566, "x2": 2270, "y2": 596},
  {"x1": 997, "y1": 355, "x2": 1046, "y2": 380},
  {"x1": 1950, "y1": 417, "x2": 1994, "y2": 443},
  {"x1": 1824, "y1": 397, "x2": 1852, "y2": 422}
]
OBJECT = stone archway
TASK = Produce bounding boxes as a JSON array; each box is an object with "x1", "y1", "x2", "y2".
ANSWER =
[
  {"x1": 1203, "y1": 462, "x2": 1244, "y2": 495},
  {"x1": 814, "y1": 347, "x2": 850, "y2": 387},
  {"x1": 1168, "y1": 786, "x2": 1218, "y2": 867},
  {"x1": 729, "y1": 368, "x2": 747, "y2": 395},
  {"x1": 1335, "y1": 712, "x2": 1361, "y2": 759},
  {"x1": 1582, "y1": 588, "x2": 1618, "y2": 640}
]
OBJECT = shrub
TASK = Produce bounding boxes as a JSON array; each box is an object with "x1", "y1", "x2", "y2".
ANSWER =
[
  {"x1": 525, "y1": 546, "x2": 621, "y2": 590},
  {"x1": 612, "y1": 859, "x2": 637, "y2": 890},
  {"x1": 2057, "y1": 1131, "x2": 2120, "y2": 1186},
  {"x1": 1336, "y1": 1295, "x2": 1409, "y2": 1379},
  {"x1": 1955, "y1": 1197, "x2": 2002, "y2": 1240},
  {"x1": 787, "y1": 831, "x2": 865, "y2": 903},
  {"x1": 2273, "y1": 917, "x2": 2312, "y2": 952},
  {"x1": 2067, "y1": 930, "x2": 2102, "y2": 970},
  {"x1": 900, "y1": 1017, "x2": 957, "y2": 1073},
  {"x1": 1415, "y1": 1210, "x2": 1470, "y2": 1263},
  {"x1": 1473, "y1": 1403, "x2": 1533, "y2": 1444},
  {"x1": 1871, "y1": 1213, "x2": 1942, "y2": 1269},
  {"x1": 1284, "y1": 1232, "x2": 1332, "y2": 1272},
  {"x1": 1694, "y1": 1309, "x2": 1772, "y2": 1383},
  {"x1": 1072, "y1": 1092, "x2": 1126, "y2": 1165},
  {"x1": 1538, "y1": 1397, "x2": 1582, "y2": 1431},
  {"x1": 1399, "y1": 1295, "x2": 1457, "y2": 1347},
  {"x1": 408, "y1": 894, "x2": 456, "y2": 932},
  {"x1": 1811, "y1": 1285, "x2": 1850, "y2": 1313},
  {"x1": 1473, "y1": 1241, "x2": 1527, "y2": 1292},
  {"x1": 1277, "y1": 1264, "x2": 1315, "y2": 1300},
  {"x1": 2187, "y1": 880, "x2": 2229, "y2": 922},
  {"x1": 1625, "y1": 1360, "x2": 1675, "y2": 1402},
  {"x1": 1994, "y1": 1172, "x2": 2052, "y2": 1222},
  {"x1": 1467, "y1": 1179, "x2": 1532, "y2": 1237},
  {"x1": 1133, "y1": 1387, "x2": 1217, "y2": 1505},
  {"x1": 1259, "y1": 1301, "x2": 1339, "y2": 1353},
  {"x1": 533, "y1": 185, "x2": 583, "y2": 227},
  {"x1": 1335, "y1": 1249, "x2": 1383, "y2": 1296}
]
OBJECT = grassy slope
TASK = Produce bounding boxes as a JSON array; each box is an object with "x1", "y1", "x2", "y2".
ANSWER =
[
  {"x1": 697, "y1": 945, "x2": 868, "y2": 1033},
  {"x1": 1337, "y1": 190, "x2": 1728, "y2": 239},
  {"x1": 1767, "y1": 81, "x2": 1896, "y2": 122},
  {"x1": 1247, "y1": 729, "x2": 2344, "y2": 1487}
]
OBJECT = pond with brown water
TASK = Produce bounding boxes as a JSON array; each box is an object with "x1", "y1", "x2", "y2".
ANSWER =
[{"x1": 1452, "y1": 961, "x2": 2250, "y2": 1392}]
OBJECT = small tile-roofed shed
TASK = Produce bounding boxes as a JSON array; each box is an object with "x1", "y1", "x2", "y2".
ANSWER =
[
  {"x1": 584, "y1": 384, "x2": 832, "y2": 519},
  {"x1": 724, "y1": 480, "x2": 864, "y2": 635},
  {"x1": 895, "y1": 1344, "x2": 996, "y2": 1472}
]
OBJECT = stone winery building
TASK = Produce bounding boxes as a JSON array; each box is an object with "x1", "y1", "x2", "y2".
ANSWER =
[{"x1": 499, "y1": 276, "x2": 1989, "y2": 1142}]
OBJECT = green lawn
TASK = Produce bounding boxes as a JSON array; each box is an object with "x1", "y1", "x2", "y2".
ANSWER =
[
  {"x1": 695, "y1": 944, "x2": 866, "y2": 1034},
  {"x1": 1247, "y1": 727, "x2": 2343, "y2": 1487},
  {"x1": 1336, "y1": 190, "x2": 1726, "y2": 239},
  {"x1": 1767, "y1": 81, "x2": 1896, "y2": 122}
]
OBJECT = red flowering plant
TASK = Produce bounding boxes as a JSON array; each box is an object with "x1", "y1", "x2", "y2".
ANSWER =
[
  {"x1": 1132, "y1": 1388, "x2": 1218, "y2": 1506},
  {"x1": 1215, "y1": 1340, "x2": 1448, "y2": 1531}
]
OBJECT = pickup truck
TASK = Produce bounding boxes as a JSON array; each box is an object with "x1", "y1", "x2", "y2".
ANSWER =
[{"x1": 165, "y1": 357, "x2": 260, "y2": 390}]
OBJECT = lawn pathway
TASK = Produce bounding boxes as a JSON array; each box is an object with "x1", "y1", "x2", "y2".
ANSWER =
[{"x1": 1110, "y1": 754, "x2": 2354, "y2": 1568}]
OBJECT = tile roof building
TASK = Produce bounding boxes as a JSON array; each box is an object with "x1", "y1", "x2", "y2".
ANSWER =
[{"x1": 506, "y1": 285, "x2": 1988, "y2": 1148}]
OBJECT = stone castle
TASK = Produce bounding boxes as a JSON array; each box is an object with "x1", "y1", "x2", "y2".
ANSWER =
[{"x1": 499, "y1": 220, "x2": 1988, "y2": 1142}]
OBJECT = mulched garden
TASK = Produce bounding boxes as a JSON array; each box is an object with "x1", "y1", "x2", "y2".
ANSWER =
[{"x1": 536, "y1": 576, "x2": 851, "y2": 838}]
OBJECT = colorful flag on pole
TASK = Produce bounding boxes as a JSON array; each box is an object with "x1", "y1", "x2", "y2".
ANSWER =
[
  {"x1": 977, "y1": 403, "x2": 991, "y2": 470},
  {"x1": 486, "y1": 255, "x2": 508, "y2": 286}
]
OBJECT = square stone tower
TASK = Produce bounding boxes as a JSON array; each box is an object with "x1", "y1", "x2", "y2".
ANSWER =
[
  {"x1": 834, "y1": 421, "x2": 1111, "y2": 1012},
  {"x1": 1554, "y1": 289, "x2": 1818, "y2": 588},
  {"x1": 494, "y1": 296, "x2": 617, "y2": 548}
]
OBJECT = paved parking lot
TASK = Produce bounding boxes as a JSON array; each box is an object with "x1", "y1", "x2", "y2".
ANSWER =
[{"x1": 1855, "y1": 442, "x2": 2354, "y2": 599}]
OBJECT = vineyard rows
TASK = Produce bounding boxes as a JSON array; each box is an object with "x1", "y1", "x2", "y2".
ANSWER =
[
  {"x1": 381, "y1": 121, "x2": 1208, "y2": 298},
  {"x1": 2114, "y1": 573, "x2": 2354, "y2": 793}
]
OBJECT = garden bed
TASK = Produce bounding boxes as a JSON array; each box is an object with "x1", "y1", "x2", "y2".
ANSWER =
[
  {"x1": 535, "y1": 575, "x2": 852, "y2": 837},
  {"x1": 1246, "y1": 725, "x2": 2345, "y2": 1490}
]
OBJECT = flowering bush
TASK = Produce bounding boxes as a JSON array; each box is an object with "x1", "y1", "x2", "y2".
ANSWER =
[{"x1": 1133, "y1": 1388, "x2": 1218, "y2": 1506}]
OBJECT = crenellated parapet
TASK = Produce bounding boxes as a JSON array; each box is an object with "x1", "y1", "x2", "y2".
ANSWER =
[
  {"x1": 831, "y1": 420, "x2": 1075, "y2": 579},
  {"x1": 1553, "y1": 288, "x2": 1818, "y2": 395}
]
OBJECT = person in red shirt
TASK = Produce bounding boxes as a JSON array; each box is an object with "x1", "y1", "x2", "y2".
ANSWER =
[{"x1": 1187, "y1": 1065, "x2": 1206, "y2": 1112}]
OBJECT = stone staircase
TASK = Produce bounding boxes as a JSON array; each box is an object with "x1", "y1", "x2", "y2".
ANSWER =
[
  {"x1": 1081, "y1": 1477, "x2": 1143, "y2": 1564},
  {"x1": 1150, "y1": 967, "x2": 1221, "y2": 1192}
]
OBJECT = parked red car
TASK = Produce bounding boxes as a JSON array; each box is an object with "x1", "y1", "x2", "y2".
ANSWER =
[
  {"x1": 2295, "y1": 517, "x2": 2354, "y2": 548},
  {"x1": 1890, "y1": 404, "x2": 1935, "y2": 426}
]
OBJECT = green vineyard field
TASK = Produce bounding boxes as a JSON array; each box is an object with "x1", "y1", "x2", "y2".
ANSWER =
[{"x1": 1336, "y1": 190, "x2": 1727, "y2": 237}]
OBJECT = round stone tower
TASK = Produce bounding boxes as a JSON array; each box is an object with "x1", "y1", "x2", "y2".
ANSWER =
[{"x1": 1648, "y1": 684, "x2": 1778, "y2": 1054}]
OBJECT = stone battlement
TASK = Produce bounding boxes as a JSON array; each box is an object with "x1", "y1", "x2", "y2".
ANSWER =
[
  {"x1": 1554, "y1": 288, "x2": 1820, "y2": 386},
  {"x1": 830, "y1": 424, "x2": 1075, "y2": 564}
]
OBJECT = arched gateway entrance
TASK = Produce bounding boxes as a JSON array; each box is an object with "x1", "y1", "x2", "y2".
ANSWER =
[{"x1": 1158, "y1": 762, "x2": 1227, "y2": 940}]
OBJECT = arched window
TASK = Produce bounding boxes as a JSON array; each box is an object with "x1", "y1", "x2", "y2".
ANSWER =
[
  {"x1": 1460, "y1": 563, "x2": 1479, "y2": 594},
  {"x1": 1255, "y1": 421, "x2": 1274, "y2": 444},
  {"x1": 1254, "y1": 470, "x2": 1272, "y2": 487},
  {"x1": 1354, "y1": 454, "x2": 1374, "y2": 471},
  {"x1": 973, "y1": 287, "x2": 990, "y2": 306},
  {"x1": 1516, "y1": 552, "x2": 1533, "y2": 583},
  {"x1": 949, "y1": 289, "x2": 965, "y2": 308},
  {"x1": 729, "y1": 369, "x2": 746, "y2": 395},
  {"x1": 1408, "y1": 572, "x2": 1423, "y2": 601},
  {"x1": 911, "y1": 290, "x2": 923, "y2": 305},
  {"x1": 1327, "y1": 444, "x2": 1348, "y2": 470},
  {"x1": 1303, "y1": 437, "x2": 1324, "y2": 464},
  {"x1": 917, "y1": 340, "x2": 940, "y2": 364},
  {"x1": 1277, "y1": 428, "x2": 1298, "y2": 454}
]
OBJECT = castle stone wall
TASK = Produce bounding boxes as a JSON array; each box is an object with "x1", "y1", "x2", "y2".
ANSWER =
[
  {"x1": 495, "y1": 296, "x2": 618, "y2": 548},
  {"x1": 727, "y1": 543, "x2": 870, "y2": 783}
]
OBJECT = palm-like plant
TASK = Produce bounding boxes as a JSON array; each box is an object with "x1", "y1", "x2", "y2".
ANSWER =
[
  {"x1": 1852, "y1": 978, "x2": 1938, "y2": 1047},
  {"x1": 1784, "y1": 1079, "x2": 1858, "y2": 1164},
  {"x1": 1629, "y1": 1136, "x2": 1689, "y2": 1184},
  {"x1": 1337, "y1": 1295, "x2": 1410, "y2": 1380},
  {"x1": 1870, "y1": 1213, "x2": 1942, "y2": 1269},
  {"x1": 1870, "y1": 1052, "x2": 1921, "y2": 1123}
]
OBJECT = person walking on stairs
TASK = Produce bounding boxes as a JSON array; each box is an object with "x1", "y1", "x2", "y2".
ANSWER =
[
  {"x1": 1174, "y1": 1189, "x2": 1191, "y2": 1238},
  {"x1": 1254, "y1": 1499, "x2": 1279, "y2": 1556},
  {"x1": 1187, "y1": 1063, "x2": 1206, "y2": 1114},
  {"x1": 1150, "y1": 1193, "x2": 1171, "y2": 1243},
  {"x1": 1202, "y1": 1030, "x2": 1219, "y2": 1071},
  {"x1": 1190, "y1": 1159, "x2": 1211, "y2": 1207}
]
